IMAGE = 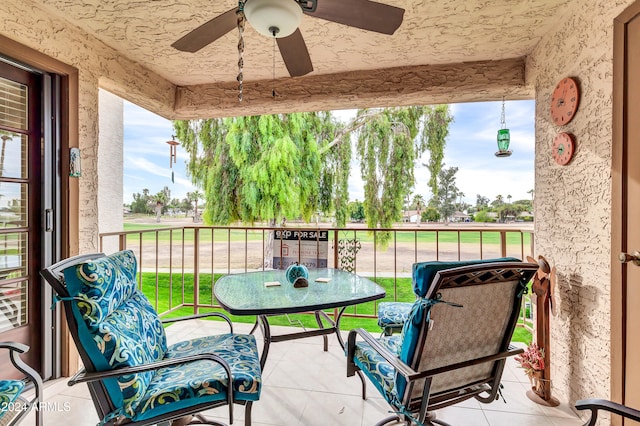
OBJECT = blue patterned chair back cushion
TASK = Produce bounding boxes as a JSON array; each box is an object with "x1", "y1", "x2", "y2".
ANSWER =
[
  {"x1": 396, "y1": 258, "x2": 522, "y2": 397},
  {"x1": 62, "y1": 250, "x2": 168, "y2": 418},
  {"x1": 0, "y1": 380, "x2": 25, "y2": 419},
  {"x1": 411, "y1": 258, "x2": 520, "y2": 297}
]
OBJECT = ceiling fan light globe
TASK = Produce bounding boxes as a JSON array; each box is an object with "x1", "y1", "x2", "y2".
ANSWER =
[{"x1": 244, "y1": 0, "x2": 303, "y2": 38}]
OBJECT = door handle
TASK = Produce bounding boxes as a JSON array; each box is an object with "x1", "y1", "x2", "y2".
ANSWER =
[
  {"x1": 619, "y1": 251, "x2": 640, "y2": 266},
  {"x1": 45, "y1": 208, "x2": 54, "y2": 232}
]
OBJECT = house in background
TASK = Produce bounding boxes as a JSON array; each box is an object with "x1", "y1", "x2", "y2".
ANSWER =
[
  {"x1": 0, "y1": 0, "x2": 639, "y2": 423},
  {"x1": 451, "y1": 211, "x2": 471, "y2": 223}
]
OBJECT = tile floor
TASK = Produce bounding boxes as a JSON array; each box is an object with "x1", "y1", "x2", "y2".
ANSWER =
[{"x1": 22, "y1": 320, "x2": 586, "y2": 426}]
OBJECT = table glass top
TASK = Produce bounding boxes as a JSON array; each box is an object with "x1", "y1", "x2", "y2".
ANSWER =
[{"x1": 214, "y1": 268, "x2": 386, "y2": 315}]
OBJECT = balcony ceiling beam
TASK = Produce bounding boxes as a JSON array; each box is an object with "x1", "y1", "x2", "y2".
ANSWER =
[{"x1": 173, "y1": 57, "x2": 530, "y2": 119}]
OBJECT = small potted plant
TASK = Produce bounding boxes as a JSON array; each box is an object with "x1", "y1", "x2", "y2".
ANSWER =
[{"x1": 514, "y1": 343, "x2": 545, "y2": 397}]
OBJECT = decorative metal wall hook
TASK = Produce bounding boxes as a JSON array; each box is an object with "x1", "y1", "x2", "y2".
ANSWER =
[{"x1": 69, "y1": 147, "x2": 81, "y2": 177}]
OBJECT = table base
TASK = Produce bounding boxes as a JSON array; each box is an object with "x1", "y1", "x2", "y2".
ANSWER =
[{"x1": 254, "y1": 307, "x2": 367, "y2": 399}]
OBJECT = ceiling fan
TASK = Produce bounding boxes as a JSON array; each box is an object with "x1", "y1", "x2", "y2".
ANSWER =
[{"x1": 171, "y1": 0, "x2": 405, "y2": 78}]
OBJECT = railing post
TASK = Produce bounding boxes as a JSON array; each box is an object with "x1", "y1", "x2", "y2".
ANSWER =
[
  {"x1": 500, "y1": 231, "x2": 507, "y2": 257},
  {"x1": 333, "y1": 229, "x2": 339, "y2": 269},
  {"x1": 530, "y1": 231, "x2": 535, "y2": 257},
  {"x1": 194, "y1": 227, "x2": 200, "y2": 315},
  {"x1": 332, "y1": 229, "x2": 340, "y2": 323}
]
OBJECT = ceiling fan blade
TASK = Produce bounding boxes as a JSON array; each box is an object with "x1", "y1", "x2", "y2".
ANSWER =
[
  {"x1": 305, "y1": 0, "x2": 404, "y2": 35},
  {"x1": 277, "y1": 29, "x2": 314, "y2": 77},
  {"x1": 172, "y1": 8, "x2": 238, "y2": 53}
]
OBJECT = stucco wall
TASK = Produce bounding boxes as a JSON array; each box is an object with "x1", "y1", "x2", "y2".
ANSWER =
[
  {"x1": 0, "y1": 0, "x2": 175, "y2": 252},
  {"x1": 527, "y1": 0, "x2": 634, "y2": 409},
  {"x1": 98, "y1": 89, "x2": 124, "y2": 254}
]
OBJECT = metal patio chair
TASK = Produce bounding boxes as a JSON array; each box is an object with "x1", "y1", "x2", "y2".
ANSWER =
[
  {"x1": 576, "y1": 398, "x2": 640, "y2": 425},
  {"x1": 41, "y1": 250, "x2": 262, "y2": 426},
  {"x1": 376, "y1": 258, "x2": 522, "y2": 336},
  {"x1": 347, "y1": 260, "x2": 538, "y2": 425},
  {"x1": 0, "y1": 342, "x2": 43, "y2": 426}
]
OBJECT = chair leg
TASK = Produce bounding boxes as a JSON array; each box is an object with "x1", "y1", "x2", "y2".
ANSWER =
[
  {"x1": 34, "y1": 379, "x2": 43, "y2": 426},
  {"x1": 431, "y1": 419, "x2": 454, "y2": 426},
  {"x1": 171, "y1": 415, "x2": 193, "y2": 425},
  {"x1": 244, "y1": 401, "x2": 253, "y2": 426},
  {"x1": 357, "y1": 370, "x2": 367, "y2": 400},
  {"x1": 374, "y1": 414, "x2": 402, "y2": 426},
  {"x1": 249, "y1": 319, "x2": 259, "y2": 335},
  {"x1": 189, "y1": 413, "x2": 231, "y2": 425},
  {"x1": 375, "y1": 411, "x2": 453, "y2": 426}
]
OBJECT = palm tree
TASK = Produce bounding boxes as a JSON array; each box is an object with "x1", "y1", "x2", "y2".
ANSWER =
[
  {"x1": 412, "y1": 194, "x2": 426, "y2": 226},
  {"x1": 527, "y1": 189, "x2": 535, "y2": 204},
  {"x1": 187, "y1": 190, "x2": 203, "y2": 222},
  {"x1": 152, "y1": 187, "x2": 171, "y2": 222}
]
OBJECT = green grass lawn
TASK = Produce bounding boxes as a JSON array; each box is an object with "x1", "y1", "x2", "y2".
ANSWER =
[{"x1": 140, "y1": 272, "x2": 532, "y2": 344}]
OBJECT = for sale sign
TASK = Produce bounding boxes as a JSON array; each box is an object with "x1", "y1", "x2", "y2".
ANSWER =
[{"x1": 273, "y1": 230, "x2": 329, "y2": 269}]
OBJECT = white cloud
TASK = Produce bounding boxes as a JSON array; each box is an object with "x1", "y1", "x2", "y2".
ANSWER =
[{"x1": 123, "y1": 102, "x2": 197, "y2": 203}]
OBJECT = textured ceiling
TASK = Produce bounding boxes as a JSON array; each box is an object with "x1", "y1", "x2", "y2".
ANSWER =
[{"x1": 33, "y1": 0, "x2": 573, "y2": 88}]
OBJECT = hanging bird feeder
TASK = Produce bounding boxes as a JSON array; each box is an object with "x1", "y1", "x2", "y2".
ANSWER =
[{"x1": 495, "y1": 97, "x2": 512, "y2": 158}]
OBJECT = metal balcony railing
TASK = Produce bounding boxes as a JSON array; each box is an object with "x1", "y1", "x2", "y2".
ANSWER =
[{"x1": 99, "y1": 225, "x2": 534, "y2": 331}]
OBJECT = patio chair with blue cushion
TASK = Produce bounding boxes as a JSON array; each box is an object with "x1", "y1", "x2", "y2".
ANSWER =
[
  {"x1": 376, "y1": 258, "x2": 522, "y2": 336},
  {"x1": 347, "y1": 260, "x2": 538, "y2": 425},
  {"x1": 40, "y1": 250, "x2": 262, "y2": 426},
  {"x1": 0, "y1": 342, "x2": 43, "y2": 426}
]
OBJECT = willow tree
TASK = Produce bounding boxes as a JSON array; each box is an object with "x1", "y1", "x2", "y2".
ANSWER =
[
  {"x1": 355, "y1": 105, "x2": 452, "y2": 241},
  {"x1": 174, "y1": 105, "x2": 452, "y2": 237},
  {"x1": 422, "y1": 104, "x2": 454, "y2": 196},
  {"x1": 174, "y1": 112, "x2": 341, "y2": 226},
  {"x1": 321, "y1": 130, "x2": 351, "y2": 226}
]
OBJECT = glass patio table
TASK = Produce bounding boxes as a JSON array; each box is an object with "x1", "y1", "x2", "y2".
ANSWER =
[{"x1": 214, "y1": 268, "x2": 386, "y2": 371}]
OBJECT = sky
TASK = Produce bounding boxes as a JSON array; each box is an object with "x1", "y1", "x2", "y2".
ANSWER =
[{"x1": 123, "y1": 99, "x2": 535, "y2": 206}]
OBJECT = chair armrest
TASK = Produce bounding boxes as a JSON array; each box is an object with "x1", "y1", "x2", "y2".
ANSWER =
[
  {"x1": 70, "y1": 353, "x2": 236, "y2": 421},
  {"x1": 0, "y1": 341, "x2": 44, "y2": 402},
  {"x1": 0, "y1": 341, "x2": 29, "y2": 353},
  {"x1": 161, "y1": 312, "x2": 234, "y2": 332},
  {"x1": 576, "y1": 398, "x2": 640, "y2": 426},
  {"x1": 347, "y1": 329, "x2": 523, "y2": 383},
  {"x1": 68, "y1": 353, "x2": 233, "y2": 387},
  {"x1": 347, "y1": 328, "x2": 416, "y2": 379}
]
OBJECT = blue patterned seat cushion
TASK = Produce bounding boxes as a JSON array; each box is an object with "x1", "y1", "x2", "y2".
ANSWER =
[
  {"x1": 62, "y1": 250, "x2": 262, "y2": 423},
  {"x1": 133, "y1": 333, "x2": 262, "y2": 422},
  {"x1": 352, "y1": 335, "x2": 401, "y2": 404},
  {"x1": 377, "y1": 302, "x2": 413, "y2": 328},
  {"x1": 0, "y1": 380, "x2": 24, "y2": 419},
  {"x1": 63, "y1": 250, "x2": 167, "y2": 417}
]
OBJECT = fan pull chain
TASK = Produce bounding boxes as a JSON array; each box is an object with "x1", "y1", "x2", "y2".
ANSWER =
[
  {"x1": 236, "y1": 6, "x2": 245, "y2": 102},
  {"x1": 272, "y1": 34, "x2": 276, "y2": 98}
]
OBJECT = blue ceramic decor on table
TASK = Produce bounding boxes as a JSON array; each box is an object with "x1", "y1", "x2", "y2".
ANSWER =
[{"x1": 286, "y1": 262, "x2": 309, "y2": 287}]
